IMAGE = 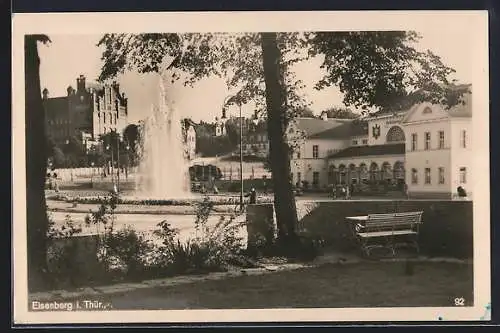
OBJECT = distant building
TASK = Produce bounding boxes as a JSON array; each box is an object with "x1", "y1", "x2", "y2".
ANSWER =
[
  {"x1": 240, "y1": 120, "x2": 269, "y2": 158},
  {"x1": 43, "y1": 74, "x2": 129, "y2": 149},
  {"x1": 214, "y1": 116, "x2": 226, "y2": 136},
  {"x1": 288, "y1": 86, "x2": 473, "y2": 199}
]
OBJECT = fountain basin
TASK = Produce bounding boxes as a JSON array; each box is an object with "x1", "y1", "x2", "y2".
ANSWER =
[{"x1": 48, "y1": 193, "x2": 274, "y2": 206}]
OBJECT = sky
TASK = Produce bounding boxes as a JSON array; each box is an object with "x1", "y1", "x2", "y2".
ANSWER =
[{"x1": 38, "y1": 29, "x2": 473, "y2": 124}]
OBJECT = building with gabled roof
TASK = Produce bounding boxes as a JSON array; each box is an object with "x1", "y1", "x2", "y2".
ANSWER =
[
  {"x1": 287, "y1": 87, "x2": 473, "y2": 199},
  {"x1": 43, "y1": 74, "x2": 129, "y2": 149}
]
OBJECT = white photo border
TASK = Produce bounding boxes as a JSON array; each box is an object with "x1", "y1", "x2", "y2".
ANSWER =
[{"x1": 12, "y1": 10, "x2": 490, "y2": 324}]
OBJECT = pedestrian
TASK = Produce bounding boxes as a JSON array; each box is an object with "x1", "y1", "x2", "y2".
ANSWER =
[
  {"x1": 53, "y1": 173, "x2": 59, "y2": 192},
  {"x1": 404, "y1": 183, "x2": 409, "y2": 199},
  {"x1": 46, "y1": 172, "x2": 52, "y2": 190},
  {"x1": 341, "y1": 185, "x2": 346, "y2": 199},
  {"x1": 457, "y1": 186, "x2": 467, "y2": 199},
  {"x1": 346, "y1": 184, "x2": 350, "y2": 200},
  {"x1": 263, "y1": 180, "x2": 268, "y2": 194},
  {"x1": 245, "y1": 188, "x2": 257, "y2": 204}
]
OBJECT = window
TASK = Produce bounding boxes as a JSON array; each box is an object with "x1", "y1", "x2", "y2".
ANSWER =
[
  {"x1": 352, "y1": 140, "x2": 358, "y2": 145},
  {"x1": 438, "y1": 131, "x2": 445, "y2": 149},
  {"x1": 411, "y1": 133, "x2": 418, "y2": 151},
  {"x1": 411, "y1": 168, "x2": 418, "y2": 184},
  {"x1": 425, "y1": 168, "x2": 431, "y2": 184},
  {"x1": 424, "y1": 132, "x2": 431, "y2": 150},
  {"x1": 362, "y1": 139, "x2": 368, "y2": 145},
  {"x1": 313, "y1": 172, "x2": 320, "y2": 185},
  {"x1": 297, "y1": 172, "x2": 301, "y2": 184},
  {"x1": 460, "y1": 167, "x2": 467, "y2": 183},
  {"x1": 103, "y1": 113, "x2": 106, "y2": 123},
  {"x1": 297, "y1": 151, "x2": 301, "y2": 159},
  {"x1": 312, "y1": 145, "x2": 319, "y2": 159},
  {"x1": 386, "y1": 126, "x2": 405, "y2": 143},
  {"x1": 461, "y1": 130, "x2": 467, "y2": 148},
  {"x1": 438, "y1": 167, "x2": 445, "y2": 184}
]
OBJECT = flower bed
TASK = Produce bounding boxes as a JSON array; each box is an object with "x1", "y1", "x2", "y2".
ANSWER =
[{"x1": 49, "y1": 193, "x2": 274, "y2": 206}]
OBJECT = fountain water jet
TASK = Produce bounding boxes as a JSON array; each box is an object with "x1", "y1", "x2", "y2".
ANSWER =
[{"x1": 134, "y1": 73, "x2": 192, "y2": 199}]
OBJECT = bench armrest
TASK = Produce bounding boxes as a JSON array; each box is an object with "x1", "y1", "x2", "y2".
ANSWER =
[{"x1": 355, "y1": 223, "x2": 364, "y2": 233}]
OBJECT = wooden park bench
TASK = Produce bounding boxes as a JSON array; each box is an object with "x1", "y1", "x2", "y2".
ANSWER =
[{"x1": 347, "y1": 211, "x2": 424, "y2": 257}]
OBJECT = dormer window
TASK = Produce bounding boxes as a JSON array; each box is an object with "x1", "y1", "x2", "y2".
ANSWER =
[{"x1": 423, "y1": 107, "x2": 432, "y2": 114}]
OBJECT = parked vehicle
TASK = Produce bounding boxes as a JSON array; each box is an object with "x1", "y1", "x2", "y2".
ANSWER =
[{"x1": 189, "y1": 164, "x2": 223, "y2": 181}]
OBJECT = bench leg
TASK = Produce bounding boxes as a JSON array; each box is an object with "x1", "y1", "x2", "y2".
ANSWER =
[{"x1": 392, "y1": 240, "x2": 420, "y2": 256}]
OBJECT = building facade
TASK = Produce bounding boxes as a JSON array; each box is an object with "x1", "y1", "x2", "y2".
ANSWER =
[
  {"x1": 43, "y1": 75, "x2": 129, "y2": 148},
  {"x1": 287, "y1": 89, "x2": 473, "y2": 199}
]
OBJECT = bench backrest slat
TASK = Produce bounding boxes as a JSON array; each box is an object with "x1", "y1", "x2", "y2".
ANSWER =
[{"x1": 363, "y1": 211, "x2": 423, "y2": 231}]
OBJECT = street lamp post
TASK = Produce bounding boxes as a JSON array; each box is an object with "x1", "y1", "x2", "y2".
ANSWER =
[
  {"x1": 116, "y1": 133, "x2": 120, "y2": 193},
  {"x1": 90, "y1": 161, "x2": 95, "y2": 188},
  {"x1": 125, "y1": 144, "x2": 130, "y2": 179},
  {"x1": 222, "y1": 94, "x2": 244, "y2": 210},
  {"x1": 239, "y1": 102, "x2": 243, "y2": 209},
  {"x1": 106, "y1": 144, "x2": 115, "y2": 189}
]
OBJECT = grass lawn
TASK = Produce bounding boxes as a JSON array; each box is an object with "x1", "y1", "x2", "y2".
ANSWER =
[{"x1": 63, "y1": 261, "x2": 473, "y2": 310}]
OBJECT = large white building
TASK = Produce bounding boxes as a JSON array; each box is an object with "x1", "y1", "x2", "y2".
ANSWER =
[{"x1": 288, "y1": 87, "x2": 473, "y2": 199}]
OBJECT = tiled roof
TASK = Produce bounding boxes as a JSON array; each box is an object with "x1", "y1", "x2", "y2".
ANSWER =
[
  {"x1": 308, "y1": 122, "x2": 352, "y2": 139},
  {"x1": 293, "y1": 117, "x2": 352, "y2": 137},
  {"x1": 349, "y1": 120, "x2": 369, "y2": 136},
  {"x1": 328, "y1": 143, "x2": 405, "y2": 159}
]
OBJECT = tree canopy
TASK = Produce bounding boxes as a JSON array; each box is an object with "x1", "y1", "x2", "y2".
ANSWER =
[
  {"x1": 98, "y1": 31, "x2": 468, "y2": 120},
  {"x1": 320, "y1": 106, "x2": 360, "y2": 119}
]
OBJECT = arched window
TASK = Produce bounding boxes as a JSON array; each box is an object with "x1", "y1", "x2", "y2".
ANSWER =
[
  {"x1": 382, "y1": 162, "x2": 392, "y2": 180},
  {"x1": 369, "y1": 162, "x2": 379, "y2": 181},
  {"x1": 386, "y1": 126, "x2": 405, "y2": 143},
  {"x1": 328, "y1": 165, "x2": 336, "y2": 185},
  {"x1": 393, "y1": 161, "x2": 405, "y2": 179},
  {"x1": 348, "y1": 164, "x2": 357, "y2": 184},
  {"x1": 359, "y1": 163, "x2": 368, "y2": 181},
  {"x1": 338, "y1": 164, "x2": 346, "y2": 184}
]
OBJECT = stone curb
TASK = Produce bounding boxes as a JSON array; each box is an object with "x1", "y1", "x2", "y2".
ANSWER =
[
  {"x1": 28, "y1": 255, "x2": 472, "y2": 302},
  {"x1": 47, "y1": 208, "x2": 235, "y2": 215},
  {"x1": 29, "y1": 262, "x2": 313, "y2": 302}
]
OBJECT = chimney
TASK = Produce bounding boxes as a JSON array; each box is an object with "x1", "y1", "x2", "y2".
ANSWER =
[
  {"x1": 67, "y1": 85, "x2": 74, "y2": 95},
  {"x1": 42, "y1": 88, "x2": 49, "y2": 100},
  {"x1": 321, "y1": 111, "x2": 328, "y2": 121},
  {"x1": 76, "y1": 74, "x2": 86, "y2": 92}
]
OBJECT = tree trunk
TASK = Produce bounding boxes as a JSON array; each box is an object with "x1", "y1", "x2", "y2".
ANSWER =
[
  {"x1": 260, "y1": 33, "x2": 300, "y2": 251},
  {"x1": 25, "y1": 35, "x2": 50, "y2": 291}
]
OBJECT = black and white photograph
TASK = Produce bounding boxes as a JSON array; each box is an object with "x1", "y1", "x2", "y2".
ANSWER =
[{"x1": 12, "y1": 11, "x2": 490, "y2": 324}]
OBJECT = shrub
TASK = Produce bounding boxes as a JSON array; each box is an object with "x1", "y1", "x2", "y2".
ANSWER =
[
  {"x1": 152, "y1": 196, "x2": 245, "y2": 274},
  {"x1": 105, "y1": 225, "x2": 154, "y2": 278},
  {"x1": 46, "y1": 213, "x2": 85, "y2": 287},
  {"x1": 84, "y1": 191, "x2": 119, "y2": 270}
]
